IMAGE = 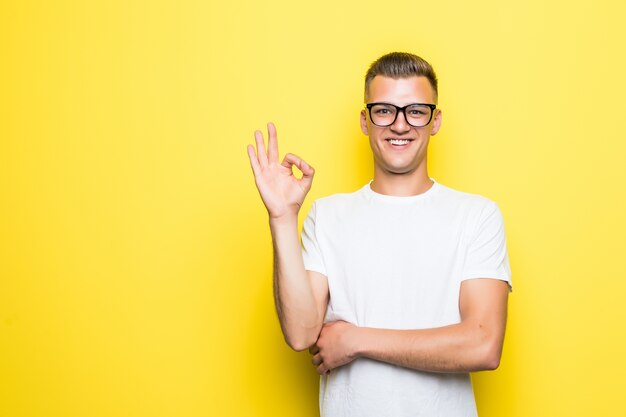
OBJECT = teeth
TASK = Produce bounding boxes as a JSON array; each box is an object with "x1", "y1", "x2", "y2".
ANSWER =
[{"x1": 389, "y1": 139, "x2": 410, "y2": 145}]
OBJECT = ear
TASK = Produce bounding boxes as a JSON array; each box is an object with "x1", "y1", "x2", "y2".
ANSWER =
[
  {"x1": 360, "y1": 109, "x2": 369, "y2": 135},
  {"x1": 430, "y1": 108, "x2": 442, "y2": 136}
]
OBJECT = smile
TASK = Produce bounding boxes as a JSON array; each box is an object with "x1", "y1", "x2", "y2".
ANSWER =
[{"x1": 386, "y1": 139, "x2": 413, "y2": 146}]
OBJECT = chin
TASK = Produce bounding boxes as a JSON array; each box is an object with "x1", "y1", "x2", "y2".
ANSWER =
[{"x1": 381, "y1": 165, "x2": 419, "y2": 175}]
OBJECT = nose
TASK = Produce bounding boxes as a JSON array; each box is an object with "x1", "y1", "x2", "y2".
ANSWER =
[{"x1": 390, "y1": 109, "x2": 411, "y2": 134}]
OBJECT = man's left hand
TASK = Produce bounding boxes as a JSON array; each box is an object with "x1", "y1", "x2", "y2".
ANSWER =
[{"x1": 309, "y1": 320, "x2": 360, "y2": 375}]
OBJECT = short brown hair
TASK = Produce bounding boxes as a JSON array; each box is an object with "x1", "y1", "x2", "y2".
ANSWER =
[{"x1": 364, "y1": 52, "x2": 438, "y2": 103}]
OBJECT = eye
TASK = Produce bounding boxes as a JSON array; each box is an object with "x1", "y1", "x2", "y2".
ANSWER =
[
  {"x1": 406, "y1": 105, "x2": 431, "y2": 118},
  {"x1": 371, "y1": 104, "x2": 396, "y2": 116}
]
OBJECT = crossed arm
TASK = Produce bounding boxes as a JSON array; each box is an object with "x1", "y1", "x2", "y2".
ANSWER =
[{"x1": 309, "y1": 277, "x2": 510, "y2": 375}]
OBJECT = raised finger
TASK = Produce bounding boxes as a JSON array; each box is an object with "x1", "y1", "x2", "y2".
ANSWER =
[
  {"x1": 254, "y1": 130, "x2": 268, "y2": 168},
  {"x1": 246, "y1": 144, "x2": 262, "y2": 178},
  {"x1": 267, "y1": 122, "x2": 279, "y2": 164}
]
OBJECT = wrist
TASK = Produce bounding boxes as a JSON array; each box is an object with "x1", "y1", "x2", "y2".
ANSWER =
[
  {"x1": 350, "y1": 326, "x2": 369, "y2": 360},
  {"x1": 269, "y1": 212, "x2": 298, "y2": 226}
]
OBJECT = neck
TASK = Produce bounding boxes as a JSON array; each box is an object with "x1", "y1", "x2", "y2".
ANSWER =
[{"x1": 370, "y1": 163, "x2": 433, "y2": 197}]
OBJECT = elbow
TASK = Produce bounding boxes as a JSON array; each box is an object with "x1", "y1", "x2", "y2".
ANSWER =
[
  {"x1": 286, "y1": 338, "x2": 315, "y2": 352},
  {"x1": 464, "y1": 320, "x2": 505, "y2": 371},
  {"x1": 481, "y1": 351, "x2": 501, "y2": 371},
  {"x1": 476, "y1": 340, "x2": 503, "y2": 371},
  {"x1": 284, "y1": 332, "x2": 318, "y2": 352},
  {"x1": 280, "y1": 316, "x2": 324, "y2": 352}
]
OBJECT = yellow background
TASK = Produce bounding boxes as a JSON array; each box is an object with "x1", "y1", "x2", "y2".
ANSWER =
[{"x1": 2, "y1": 1, "x2": 625, "y2": 416}]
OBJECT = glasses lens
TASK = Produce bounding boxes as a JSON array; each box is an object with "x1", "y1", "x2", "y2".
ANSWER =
[
  {"x1": 405, "y1": 104, "x2": 432, "y2": 127},
  {"x1": 369, "y1": 104, "x2": 397, "y2": 126}
]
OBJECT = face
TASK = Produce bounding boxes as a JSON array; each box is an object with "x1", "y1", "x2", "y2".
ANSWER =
[{"x1": 360, "y1": 75, "x2": 442, "y2": 177}]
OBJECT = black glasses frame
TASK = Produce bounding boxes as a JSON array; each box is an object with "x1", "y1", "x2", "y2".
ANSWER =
[{"x1": 366, "y1": 102, "x2": 437, "y2": 127}]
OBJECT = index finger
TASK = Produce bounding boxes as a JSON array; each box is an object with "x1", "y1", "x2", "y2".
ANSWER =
[{"x1": 254, "y1": 130, "x2": 268, "y2": 168}]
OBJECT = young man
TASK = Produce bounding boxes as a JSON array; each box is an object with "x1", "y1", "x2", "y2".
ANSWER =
[{"x1": 246, "y1": 52, "x2": 512, "y2": 417}]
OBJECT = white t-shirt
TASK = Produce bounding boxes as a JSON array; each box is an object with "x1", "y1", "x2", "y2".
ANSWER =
[{"x1": 301, "y1": 178, "x2": 512, "y2": 417}]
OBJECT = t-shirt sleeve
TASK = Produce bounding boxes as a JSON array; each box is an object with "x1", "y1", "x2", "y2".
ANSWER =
[
  {"x1": 301, "y1": 201, "x2": 327, "y2": 276},
  {"x1": 461, "y1": 201, "x2": 512, "y2": 290}
]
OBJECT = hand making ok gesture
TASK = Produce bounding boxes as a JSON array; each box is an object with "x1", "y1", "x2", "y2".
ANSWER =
[{"x1": 246, "y1": 122, "x2": 315, "y2": 219}]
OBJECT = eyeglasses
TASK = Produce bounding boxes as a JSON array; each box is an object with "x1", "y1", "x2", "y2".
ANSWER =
[{"x1": 366, "y1": 102, "x2": 437, "y2": 127}]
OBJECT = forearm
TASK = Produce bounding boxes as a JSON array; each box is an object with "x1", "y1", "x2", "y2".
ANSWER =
[
  {"x1": 355, "y1": 320, "x2": 503, "y2": 373},
  {"x1": 270, "y1": 215, "x2": 323, "y2": 351}
]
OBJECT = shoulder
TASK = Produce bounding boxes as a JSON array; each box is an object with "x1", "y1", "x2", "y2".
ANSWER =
[
  {"x1": 311, "y1": 185, "x2": 367, "y2": 210},
  {"x1": 435, "y1": 181, "x2": 500, "y2": 214},
  {"x1": 433, "y1": 182, "x2": 505, "y2": 232},
  {"x1": 304, "y1": 185, "x2": 368, "y2": 222}
]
